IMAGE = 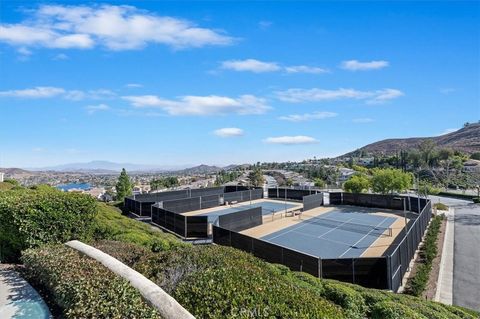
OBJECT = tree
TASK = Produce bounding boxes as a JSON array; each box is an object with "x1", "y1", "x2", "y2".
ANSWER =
[
  {"x1": 343, "y1": 175, "x2": 370, "y2": 193},
  {"x1": 248, "y1": 167, "x2": 264, "y2": 187},
  {"x1": 371, "y1": 168, "x2": 413, "y2": 194},
  {"x1": 314, "y1": 178, "x2": 325, "y2": 188},
  {"x1": 115, "y1": 168, "x2": 132, "y2": 201},
  {"x1": 418, "y1": 140, "x2": 436, "y2": 168},
  {"x1": 470, "y1": 152, "x2": 480, "y2": 160}
]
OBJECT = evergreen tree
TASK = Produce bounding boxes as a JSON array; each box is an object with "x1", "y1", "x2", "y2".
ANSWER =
[{"x1": 115, "y1": 168, "x2": 132, "y2": 201}]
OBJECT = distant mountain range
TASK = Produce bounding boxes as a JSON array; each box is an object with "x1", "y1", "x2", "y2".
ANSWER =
[
  {"x1": 28, "y1": 161, "x2": 190, "y2": 173},
  {"x1": 341, "y1": 123, "x2": 480, "y2": 158},
  {"x1": 17, "y1": 161, "x2": 242, "y2": 174}
]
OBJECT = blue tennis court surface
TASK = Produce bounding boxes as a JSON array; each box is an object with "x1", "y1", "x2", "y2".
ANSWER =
[
  {"x1": 199, "y1": 201, "x2": 299, "y2": 223},
  {"x1": 261, "y1": 210, "x2": 397, "y2": 258}
]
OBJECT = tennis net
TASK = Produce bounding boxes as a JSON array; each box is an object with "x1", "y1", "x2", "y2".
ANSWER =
[{"x1": 301, "y1": 216, "x2": 392, "y2": 237}]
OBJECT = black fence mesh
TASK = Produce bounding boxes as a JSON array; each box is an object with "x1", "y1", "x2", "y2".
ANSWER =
[
  {"x1": 218, "y1": 207, "x2": 262, "y2": 232},
  {"x1": 329, "y1": 192, "x2": 342, "y2": 205},
  {"x1": 321, "y1": 258, "x2": 389, "y2": 289},
  {"x1": 224, "y1": 189, "x2": 263, "y2": 203},
  {"x1": 163, "y1": 197, "x2": 201, "y2": 213},
  {"x1": 342, "y1": 193, "x2": 406, "y2": 210},
  {"x1": 151, "y1": 204, "x2": 208, "y2": 238},
  {"x1": 268, "y1": 188, "x2": 319, "y2": 201},
  {"x1": 303, "y1": 192, "x2": 323, "y2": 211},
  {"x1": 385, "y1": 200, "x2": 432, "y2": 292},
  {"x1": 224, "y1": 185, "x2": 251, "y2": 193},
  {"x1": 213, "y1": 225, "x2": 321, "y2": 277}
]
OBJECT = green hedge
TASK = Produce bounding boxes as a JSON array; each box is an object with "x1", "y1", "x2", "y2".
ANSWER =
[
  {"x1": 92, "y1": 203, "x2": 184, "y2": 252},
  {"x1": 405, "y1": 214, "x2": 444, "y2": 296},
  {"x1": 92, "y1": 240, "x2": 480, "y2": 319},
  {"x1": 94, "y1": 242, "x2": 344, "y2": 318},
  {"x1": 21, "y1": 245, "x2": 160, "y2": 319},
  {"x1": 0, "y1": 188, "x2": 96, "y2": 262}
]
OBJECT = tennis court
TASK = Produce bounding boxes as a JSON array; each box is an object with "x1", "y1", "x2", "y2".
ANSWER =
[
  {"x1": 261, "y1": 209, "x2": 397, "y2": 259},
  {"x1": 197, "y1": 200, "x2": 300, "y2": 223}
]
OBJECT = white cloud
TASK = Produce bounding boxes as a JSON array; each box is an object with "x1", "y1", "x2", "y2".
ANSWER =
[
  {"x1": 53, "y1": 53, "x2": 69, "y2": 60},
  {"x1": 440, "y1": 88, "x2": 456, "y2": 95},
  {"x1": 0, "y1": 4, "x2": 233, "y2": 51},
  {"x1": 221, "y1": 59, "x2": 328, "y2": 74},
  {"x1": 0, "y1": 86, "x2": 116, "y2": 100},
  {"x1": 86, "y1": 103, "x2": 110, "y2": 114},
  {"x1": 0, "y1": 86, "x2": 65, "y2": 98},
  {"x1": 284, "y1": 65, "x2": 329, "y2": 74},
  {"x1": 440, "y1": 128, "x2": 458, "y2": 135},
  {"x1": 278, "y1": 111, "x2": 338, "y2": 122},
  {"x1": 125, "y1": 83, "x2": 143, "y2": 88},
  {"x1": 221, "y1": 59, "x2": 281, "y2": 73},
  {"x1": 213, "y1": 127, "x2": 244, "y2": 137},
  {"x1": 122, "y1": 94, "x2": 270, "y2": 116},
  {"x1": 352, "y1": 118, "x2": 374, "y2": 123},
  {"x1": 276, "y1": 88, "x2": 403, "y2": 104},
  {"x1": 365, "y1": 89, "x2": 404, "y2": 105},
  {"x1": 340, "y1": 60, "x2": 389, "y2": 71},
  {"x1": 258, "y1": 21, "x2": 272, "y2": 30},
  {"x1": 264, "y1": 135, "x2": 318, "y2": 145}
]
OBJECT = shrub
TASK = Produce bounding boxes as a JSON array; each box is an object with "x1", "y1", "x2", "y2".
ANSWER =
[
  {"x1": 473, "y1": 197, "x2": 480, "y2": 203},
  {"x1": 371, "y1": 300, "x2": 427, "y2": 319},
  {"x1": 92, "y1": 240, "x2": 480, "y2": 319},
  {"x1": 405, "y1": 215, "x2": 444, "y2": 296},
  {"x1": 321, "y1": 281, "x2": 368, "y2": 319},
  {"x1": 92, "y1": 202, "x2": 185, "y2": 252},
  {"x1": 434, "y1": 202, "x2": 449, "y2": 210},
  {"x1": 21, "y1": 245, "x2": 160, "y2": 319},
  {"x1": 0, "y1": 188, "x2": 96, "y2": 262}
]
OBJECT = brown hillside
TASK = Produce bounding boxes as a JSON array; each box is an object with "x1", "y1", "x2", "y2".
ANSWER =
[{"x1": 342, "y1": 122, "x2": 480, "y2": 157}]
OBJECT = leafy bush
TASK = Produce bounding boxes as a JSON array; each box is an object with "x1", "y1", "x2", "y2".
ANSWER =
[
  {"x1": 21, "y1": 245, "x2": 160, "y2": 319},
  {"x1": 405, "y1": 215, "x2": 444, "y2": 296},
  {"x1": 92, "y1": 203, "x2": 185, "y2": 252},
  {"x1": 371, "y1": 300, "x2": 427, "y2": 319},
  {"x1": 0, "y1": 188, "x2": 96, "y2": 262},
  {"x1": 434, "y1": 202, "x2": 449, "y2": 210},
  {"x1": 321, "y1": 281, "x2": 368, "y2": 319},
  {"x1": 93, "y1": 240, "x2": 479, "y2": 318},
  {"x1": 94, "y1": 242, "x2": 344, "y2": 318}
]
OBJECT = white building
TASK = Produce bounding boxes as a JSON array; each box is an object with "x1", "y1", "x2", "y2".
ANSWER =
[{"x1": 0, "y1": 172, "x2": 4, "y2": 182}]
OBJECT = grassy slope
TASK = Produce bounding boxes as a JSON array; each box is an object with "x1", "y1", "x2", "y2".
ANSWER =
[{"x1": 91, "y1": 205, "x2": 479, "y2": 319}]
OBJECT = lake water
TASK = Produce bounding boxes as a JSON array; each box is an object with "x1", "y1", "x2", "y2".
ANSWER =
[{"x1": 56, "y1": 183, "x2": 91, "y2": 191}]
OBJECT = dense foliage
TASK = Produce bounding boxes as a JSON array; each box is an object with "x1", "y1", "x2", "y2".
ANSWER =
[
  {"x1": 343, "y1": 174, "x2": 371, "y2": 193},
  {"x1": 21, "y1": 245, "x2": 160, "y2": 319},
  {"x1": 248, "y1": 166, "x2": 265, "y2": 187},
  {"x1": 151, "y1": 176, "x2": 180, "y2": 190},
  {"x1": 93, "y1": 240, "x2": 478, "y2": 319},
  {"x1": 0, "y1": 188, "x2": 96, "y2": 262},
  {"x1": 371, "y1": 168, "x2": 413, "y2": 194},
  {"x1": 405, "y1": 214, "x2": 445, "y2": 296},
  {"x1": 92, "y1": 202, "x2": 185, "y2": 251}
]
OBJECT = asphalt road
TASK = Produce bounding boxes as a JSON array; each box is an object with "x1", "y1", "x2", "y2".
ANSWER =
[
  {"x1": 452, "y1": 203, "x2": 480, "y2": 311},
  {"x1": 425, "y1": 195, "x2": 480, "y2": 311}
]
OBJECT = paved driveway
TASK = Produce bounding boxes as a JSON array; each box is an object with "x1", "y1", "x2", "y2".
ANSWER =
[
  {"x1": 429, "y1": 195, "x2": 480, "y2": 311},
  {"x1": 452, "y1": 204, "x2": 480, "y2": 311}
]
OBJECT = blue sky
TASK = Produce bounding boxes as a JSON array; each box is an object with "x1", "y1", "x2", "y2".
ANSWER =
[{"x1": 0, "y1": 1, "x2": 478, "y2": 168}]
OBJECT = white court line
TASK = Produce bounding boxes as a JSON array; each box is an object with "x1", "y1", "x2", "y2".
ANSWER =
[
  {"x1": 265, "y1": 213, "x2": 353, "y2": 241},
  {"x1": 290, "y1": 230, "x2": 354, "y2": 247},
  {"x1": 338, "y1": 216, "x2": 391, "y2": 258},
  {"x1": 316, "y1": 218, "x2": 356, "y2": 239}
]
